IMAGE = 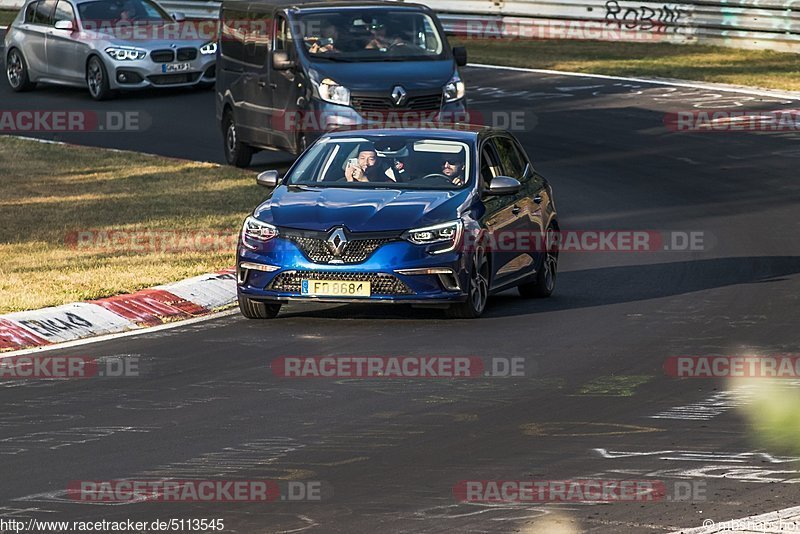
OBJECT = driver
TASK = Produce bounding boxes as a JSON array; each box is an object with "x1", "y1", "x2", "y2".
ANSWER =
[
  {"x1": 440, "y1": 153, "x2": 466, "y2": 186},
  {"x1": 365, "y1": 21, "x2": 404, "y2": 50},
  {"x1": 344, "y1": 145, "x2": 397, "y2": 182}
]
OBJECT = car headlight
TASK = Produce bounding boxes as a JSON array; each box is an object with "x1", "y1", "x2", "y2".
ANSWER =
[
  {"x1": 241, "y1": 216, "x2": 279, "y2": 250},
  {"x1": 443, "y1": 72, "x2": 465, "y2": 103},
  {"x1": 200, "y1": 41, "x2": 217, "y2": 55},
  {"x1": 313, "y1": 77, "x2": 351, "y2": 106},
  {"x1": 404, "y1": 220, "x2": 463, "y2": 254},
  {"x1": 105, "y1": 47, "x2": 147, "y2": 61}
]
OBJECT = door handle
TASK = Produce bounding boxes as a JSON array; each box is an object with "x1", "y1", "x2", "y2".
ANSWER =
[
  {"x1": 269, "y1": 83, "x2": 277, "y2": 89},
  {"x1": 257, "y1": 81, "x2": 267, "y2": 88},
  {"x1": 511, "y1": 206, "x2": 521, "y2": 215},
  {"x1": 533, "y1": 195, "x2": 543, "y2": 204}
]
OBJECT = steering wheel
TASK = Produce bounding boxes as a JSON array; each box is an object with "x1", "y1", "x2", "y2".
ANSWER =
[{"x1": 416, "y1": 173, "x2": 455, "y2": 186}]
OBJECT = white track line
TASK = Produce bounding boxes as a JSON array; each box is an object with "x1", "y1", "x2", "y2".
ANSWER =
[
  {"x1": 469, "y1": 63, "x2": 800, "y2": 100},
  {"x1": 671, "y1": 505, "x2": 800, "y2": 533},
  {"x1": 0, "y1": 308, "x2": 239, "y2": 359}
]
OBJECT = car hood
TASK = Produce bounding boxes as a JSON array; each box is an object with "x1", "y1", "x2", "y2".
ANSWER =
[
  {"x1": 254, "y1": 186, "x2": 467, "y2": 232},
  {"x1": 308, "y1": 60, "x2": 454, "y2": 92}
]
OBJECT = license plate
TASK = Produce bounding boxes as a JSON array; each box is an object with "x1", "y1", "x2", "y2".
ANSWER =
[
  {"x1": 162, "y1": 62, "x2": 190, "y2": 73},
  {"x1": 301, "y1": 279, "x2": 371, "y2": 297}
]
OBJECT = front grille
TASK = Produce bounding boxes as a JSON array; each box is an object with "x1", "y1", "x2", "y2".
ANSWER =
[
  {"x1": 177, "y1": 47, "x2": 197, "y2": 61},
  {"x1": 351, "y1": 93, "x2": 443, "y2": 114},
  {"x1": 289, "y1": 236, "x2": 395, "y2": 264},
  {"x1": 147, "y1": 73, "x2": 201, "y2": 85},
  {"x1": 150, "y1": 49, "x2": 175, "y2": 63},
  {"x1": 270, "y1": 271, "x2": 413, "y2": 295}
]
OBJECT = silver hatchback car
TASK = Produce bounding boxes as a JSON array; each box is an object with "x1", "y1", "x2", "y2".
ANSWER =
[{"x1": 4, "y1": 0, "x2": 216, "y2": 100}]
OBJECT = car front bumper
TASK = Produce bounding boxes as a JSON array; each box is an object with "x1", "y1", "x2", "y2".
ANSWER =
[
  {"x1": 237, "y1": 237, "x2": 470, "y2": 304},
  {"x1": 104, "y1": 54, "x2": 215, "y2": 90}
]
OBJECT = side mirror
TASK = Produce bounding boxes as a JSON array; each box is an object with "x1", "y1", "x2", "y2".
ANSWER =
[
  {"x1": 171, "y1": 12, "x2": 186, "y2": 22},
  {"x1": 272, "y1": 50, "x2": 295, "y2": 70},
  {"x1": 453, "y1": 46, "x2": 467, "y2": 67},
  {"x1": 54, "y1": 20, "x2": 74, "y2": 30},
  {"x1": 486, "y1": 175, "x2": 521, "y2": 196},
  {"x1": 256, "y1": 170, "x2": 280, "y2": 188}
]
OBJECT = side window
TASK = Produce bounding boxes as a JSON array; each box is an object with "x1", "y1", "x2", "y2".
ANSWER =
[
  {"x1": 492, "y1": 136, "x2": 527, "y2": 181},
  {"x1": 32, "y1": 0, "x2": 56, "y2": 25},
  {"x1": 274, "y1": 15, "x2": 293, "y2": 53},
  {"x1": 248, "y1": 8, "x2": 270, "y2": 66},
  {"x1": 53, "y1": 0, "x2": 74, "y2": 24},
  {"x1": 24, "y1": 1, "x2": 40, "y2": 23},
  {"x1": 480, "y1": 143, "x2": 502, "y2": 190},
  {"x1": 220, "y1": 7, "x2": 247, "y2": 62}
]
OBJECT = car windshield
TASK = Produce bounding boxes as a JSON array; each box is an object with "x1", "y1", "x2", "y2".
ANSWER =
[
  {"x1": 296, "y1": 10, "x2": 445, "y2": 62},
  {"x1": 285, "y1": 135, "x2": 471, "y2": 190},
  {"x1": 77, "y1": 0, "x2": 172, "y2": 24}
]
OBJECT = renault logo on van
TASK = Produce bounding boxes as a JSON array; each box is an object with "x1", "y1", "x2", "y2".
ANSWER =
[
  {"x1": 326, "y1": 227, "x2": 348, "y2": 257},
  {"x1": 391, "y1": 86, "x2": 407, "y2": 106}
]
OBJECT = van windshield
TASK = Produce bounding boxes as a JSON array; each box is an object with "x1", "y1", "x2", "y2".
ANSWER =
[{"x1": 296, "y1": 10, "x2": 446, "y2": 61}]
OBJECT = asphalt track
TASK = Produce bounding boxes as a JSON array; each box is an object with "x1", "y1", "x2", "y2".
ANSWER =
[{"x1": 3, "y1": 41, "x2": 800, "y2": 532}]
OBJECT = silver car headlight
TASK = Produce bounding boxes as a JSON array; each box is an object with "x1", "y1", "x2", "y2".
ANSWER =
[
  {"x1": 404, "y1": 220, "x2": 463, "y2": 254},
  {"x1": 200, "y1": 41, "x2": 217, "y2": 55},
  {"x1": 312, "y1": 77, "x2": 351, "y2": 106},
  {"x1": 443, "y1": 72, "x2": 465, "y2": 103},
  {"x1": 105, "y1": 47, "x2": 147, "y2": 61},
  {"x1": 241, "y1": 216, "x2": 279, "y2": 250}
]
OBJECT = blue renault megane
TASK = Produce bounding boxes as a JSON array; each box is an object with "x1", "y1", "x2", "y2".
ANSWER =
[{"x1": 236, "y1": 126, "x2": 559, "y2": 319}]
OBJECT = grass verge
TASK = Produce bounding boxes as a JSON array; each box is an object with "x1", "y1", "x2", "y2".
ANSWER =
[
  {"x1": 0, "y1": 9, "x2": 16, "y2": 26},
  {"x1": 0, "y1": 137, "x2": 259, "y2": 314},
  {"x1": 453, "y1": 38, "x2": 800, "y2": 92}
]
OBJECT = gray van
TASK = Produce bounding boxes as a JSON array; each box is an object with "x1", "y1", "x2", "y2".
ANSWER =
[{"x1": 215, "y1": 0, "x2": 467, "y2": 166}]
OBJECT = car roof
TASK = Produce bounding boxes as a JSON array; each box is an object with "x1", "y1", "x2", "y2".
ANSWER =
[{"x1": 322, "y1": 125, "x2": 503, "y2": 142}]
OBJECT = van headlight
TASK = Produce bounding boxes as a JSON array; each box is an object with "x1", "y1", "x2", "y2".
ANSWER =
[
  {"x1": 443, "y1": 72, "x2": 465, "y2": 103},
  {"x1": 313, "y1": 77, "x2": 351, "y2": 106},
  {"x1": 404, "y1": 220, "x2": 463, "y2": 254},
  {"x1": 200, "y1": 41, "x2": 217, "y2": 55},
  {"x1": 105, "y1": 47, "x2": 147, "y2": 61},
  {"x1": 241, "y1": 216, "x2": 279, "y2": 250}
]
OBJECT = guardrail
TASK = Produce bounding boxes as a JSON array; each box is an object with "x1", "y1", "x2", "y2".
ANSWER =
[{"x1": 2, "y1": 0, "x2": 797, "y2": 53}]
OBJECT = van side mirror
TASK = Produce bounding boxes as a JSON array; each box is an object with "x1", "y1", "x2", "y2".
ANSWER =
[
  {"x1": 54, "y1": 20, "x2": 74, "y2": 30},
  {"x1": 485, "y1": 176, "x2": 521, "y2": 196},
  {"x1": 453, "y1": 46, "x2": 467, "y2": 67},
  {"x1": 256, "y1": 170, "x2": 280, "y2": 188},
  {"x1": 171, "y1": 12, "x2": 186, "y2": 22},
  {"x1": 272, "y1": 50, "x2": 295, "y2": 70}
]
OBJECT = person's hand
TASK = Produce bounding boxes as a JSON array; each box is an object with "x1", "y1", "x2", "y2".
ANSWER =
[{"x1": 345, "y1": 164, "x2": 366, "y2": 182}]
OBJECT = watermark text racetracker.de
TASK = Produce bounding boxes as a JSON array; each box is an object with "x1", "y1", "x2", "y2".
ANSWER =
[
  {"x1": 466, "y1": 230, "x2": 707, "y2": 253},
  {"x1": 0, "y1": 110, "x2": 149, "y2": 133},
  {"x1": 453, "y1": 479, "x2": 707, "y2": 502},
  {"x1": 65, "y1": 229, "x2": 238, "y2": 253},
  {"x1": 271, "y1": 356, "x2": 528, "y2": 378},
  {"x1": 665, "y1": 110, "x2": 800, "y2": 132},
  {"x1": 664, "y1": 354, "x2": 800, "y2": 378},
  {"x1": 0, "y1": 355, "x2": 140, "y2": 379},
  {"x1": 67, "y1": 479, "x2": 329, "y2": 502}
]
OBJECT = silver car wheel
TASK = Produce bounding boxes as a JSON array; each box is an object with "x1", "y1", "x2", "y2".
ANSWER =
[
  {"x1": 87, "y1": 58, "x2": 103, "y2": 97},
  {"x1": 6, "y1": 50, "x2": 23, "y2": 88},
  {"x1": 470, "y1": 248, "x2": 489, "y2": 314},
  {"x1": 226, "y1": 122, "x2": 237, "y2": 154}
]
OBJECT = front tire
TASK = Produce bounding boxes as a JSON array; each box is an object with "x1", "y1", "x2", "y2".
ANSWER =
[
  {"x1": 223, "y1": 110, "x2": 253, "y2": 167},
  {"x1": 238, "y1": 294, "x2": 281, "y2": 319},
  {"x1": 446, "y1": 246, "x2": 489, "y2": 319},
  {"x1": 519, "y1": 226, "x2": 558, "y2": 298},
  {"x1": 6, "y1": 49, "x2": 36, "y2": 92},
  {"x1": 86, "y1": 56, "x2": 113, "y2": 101}
]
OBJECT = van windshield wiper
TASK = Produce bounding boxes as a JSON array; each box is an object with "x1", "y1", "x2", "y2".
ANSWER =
[{"x1": 310, "y1": 55, "x2": 356, "y2": 62}]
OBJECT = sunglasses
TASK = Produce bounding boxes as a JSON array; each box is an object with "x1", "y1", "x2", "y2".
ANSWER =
[{"x1": 441, "y1": 160, "x2": 463, "y2": 166}]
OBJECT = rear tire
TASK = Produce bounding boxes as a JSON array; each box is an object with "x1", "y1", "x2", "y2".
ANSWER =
[
  {"x1": 223, "y1": 110, "x2": 253, "y2": 167},
  {"x1": 6, "y1": 48, "x2": 36, "y2": 92},
  {"x1": 238, "y1": 294, "x2": 281, "y2": 319},
  {"x1": 446, "y1": 246, "x2": 489, "y2": 319},
  {"x1": 519, "y1": 226, "x2": 558, "y2": 298},
  {"x1": 86, "y1": 55, "x2": 113, "y2": 101}
]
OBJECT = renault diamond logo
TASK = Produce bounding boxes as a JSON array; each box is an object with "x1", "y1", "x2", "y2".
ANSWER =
[
  {"x1": 391, "y1": 85, "x2": 407, "y2": 106},
  {"x1": 326, "y1": 228, "x2": 348, "y2": 257}
]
